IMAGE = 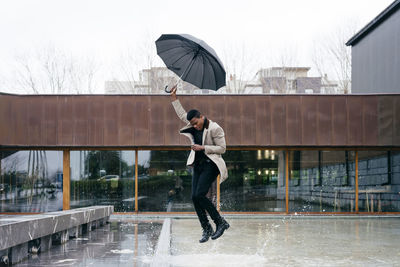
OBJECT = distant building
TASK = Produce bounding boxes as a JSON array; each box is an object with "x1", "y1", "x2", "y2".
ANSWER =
[
  {"x1": 346, "y1": 0, "x2": 400, "y2": 93},
  {"x1": 105, "y1": 67, "x2": 215, "y2": 94},
  {"x1": 245, "y1": 67, "x2": 324, "y2": 94},
  {"x1": 223, "y1": 74, "x2": 243, "y2": 94},
  {"x1": 105, "y1": 66, "x2": 342, "y2": 95},
  {"x1": 104, "y1": 81, "x2": 142, "y2": 94},
  {"x1": 105, "y1": 67, "x2": 175, "y2": 94}
]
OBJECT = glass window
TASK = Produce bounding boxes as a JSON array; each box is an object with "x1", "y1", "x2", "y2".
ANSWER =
[
  {"x1": 0, "y1": 150, "x2": 63, "y2": 212},
  {"x1": 70, "y1": 151, "x2": 135, "y2": 212},
  {"x1": 289, "y1": 150, "x2": 356, "y2": 212},
  {"x1": 358, "y1": 150, "x2": 400, "y2": 212},
  {"x1": 221, "y1": 150, "x2": 286, "y2": 212},
  {"x1": 138, "y1": 150, "x2": 192, "y2": 212}
]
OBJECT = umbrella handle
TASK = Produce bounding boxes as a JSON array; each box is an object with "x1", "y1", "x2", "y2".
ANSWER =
[
  {"x1": 165, "y1": 85, "x2": 172, "y2": 93},
  {"x1": 164, "y1": 56, "x2": 196, "y2": 94}
]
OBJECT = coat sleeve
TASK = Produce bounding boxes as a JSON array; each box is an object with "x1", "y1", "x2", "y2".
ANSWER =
[
  {"x1": 204, "y1": 126, "x2": 226, "y2": 155},
  {"x1": 171, "y1": 99, "x2": 189, "y2": 124}
]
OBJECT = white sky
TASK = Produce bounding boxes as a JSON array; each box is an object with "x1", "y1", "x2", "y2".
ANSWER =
[{"x1": 0, "y1": 0, "x2": 394, "y2": 93}]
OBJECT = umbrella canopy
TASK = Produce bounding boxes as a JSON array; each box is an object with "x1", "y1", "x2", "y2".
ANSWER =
[{"x1": 156, "y1": 34, "x2": 226, "y2": 91}]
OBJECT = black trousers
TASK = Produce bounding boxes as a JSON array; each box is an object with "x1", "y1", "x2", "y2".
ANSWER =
[{"x1": 192, "y1": 158, "x2": 222, "y2": 228}]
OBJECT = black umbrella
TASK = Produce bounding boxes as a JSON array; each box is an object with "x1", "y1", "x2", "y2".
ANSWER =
[{"x1": 155, "y1": 34, "x2": 226, "y2": 92}]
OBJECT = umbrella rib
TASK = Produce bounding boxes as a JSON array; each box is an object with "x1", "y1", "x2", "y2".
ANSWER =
[
  {"x1": 203, "y1": 54, "x2": 218, "y2": 89},
  {"x1": 169, "y1": 52, "x2": 191, "y2": 68},
  {"x1": 200, "y1": 54, "x2": 205, "y2": 89},
  {"x1": 201, "y1": 54, "x2": 207, "y2": 88},
  {"x1": 157, "y1": 43, "x2": 192, "y2": 55},
  {"x1": 182, "y1": 57, "x2": 196, "y2": 81},
  {"x1": 181, "y1": 48, "x2": 201, "y2": 81},
  {"x1": 157, "y1": 38, "x2": 196, "y2": 55}
]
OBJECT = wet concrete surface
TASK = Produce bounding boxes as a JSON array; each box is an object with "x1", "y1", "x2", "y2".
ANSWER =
[
  {"x1": 7, "y1": 216, "x2": 400, "y2": 266},
  {"x1": 13, "y1": 219, "x2": 162, "y2": 267},
  {"x1": 170, "y1": 217, "x2": 400, "y2": 267}
]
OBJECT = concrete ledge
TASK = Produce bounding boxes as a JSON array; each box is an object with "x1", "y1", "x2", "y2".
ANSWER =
[{"x1": 0, "y1": 206, "x2": 113, "y2": 264}]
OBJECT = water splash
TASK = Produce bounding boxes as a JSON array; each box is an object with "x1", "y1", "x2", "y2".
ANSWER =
[
  {"x1": 110, "y1": 249, "x2": 134, "y2": 254},
  {"x1": 55, "y1": 259, "x2": 76, "y2": 263},
  {"x1": 74, "y1": 237, "x2": 89, "y2": 241},
  {"x1": 152, "y1": 218, "x2": 171, "y2": 267}
]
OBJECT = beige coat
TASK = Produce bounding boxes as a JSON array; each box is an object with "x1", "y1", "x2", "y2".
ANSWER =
[{"x1": 172, "y1": 99, "x2": 228, "y2": 183}]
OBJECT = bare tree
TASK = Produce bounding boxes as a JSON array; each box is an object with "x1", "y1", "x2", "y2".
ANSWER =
[
  {"x1": 109, "y1": 48, "x2": 143, "y2": 94},
  {"x1": 110, "y1": 31, "x2": 168, "y2": 94},
  {"x1": 269, "y1": 46, "x2": 300, "y2": 94},
  {"x1": 26, "y1": 150, "x2": 49, "y2": 205},
  {"x1": 250, "y1": 46, "x2": 301, "y2": 94},
  {"x1": 312, "y1": 20, "x2": 359, "y2": 94},
  {"x1": 273, "y1": 45, "x2": 300, "y2": 70},
  {"x1": 68, "y1": 56, "x2": 99, "y2": 94},
  {"x1": 221, "y1": 42, "x2": 261, "y2": 94},
  {"x1": 12, "y1": 44, "x2": 99, "y2": 94}
]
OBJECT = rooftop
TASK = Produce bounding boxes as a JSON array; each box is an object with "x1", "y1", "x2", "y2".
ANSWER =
[{"x1": 346, "y1": 0, "x2": 400, "y2": 46}]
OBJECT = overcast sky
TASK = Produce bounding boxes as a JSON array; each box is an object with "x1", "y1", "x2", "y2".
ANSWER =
[{"x1": 0, "y1": 0, "x2": 394, "y2": 93}]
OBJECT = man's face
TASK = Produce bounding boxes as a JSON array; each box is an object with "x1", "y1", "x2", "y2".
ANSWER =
[{"x1": 190, "y1": 115, "x2": 204, "y2": 131}]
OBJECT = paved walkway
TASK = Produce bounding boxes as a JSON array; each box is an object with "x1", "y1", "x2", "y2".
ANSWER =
[
  {"x1": 7, "y1": 215, "x2": 400, "y2": 266},
  {"x1": 169, "y1": 217, "x2": 400, "y2": 266}
]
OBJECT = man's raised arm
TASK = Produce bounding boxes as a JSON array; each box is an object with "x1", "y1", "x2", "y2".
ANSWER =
[{"x1": 170, "y1": 85, "x2": 189, "y2": 124}]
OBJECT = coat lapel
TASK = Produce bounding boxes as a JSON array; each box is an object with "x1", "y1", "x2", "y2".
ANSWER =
[
  {"x1": 180, "y1": 119, "x2": 211, "y2": 145},
  {"x1": 202, "y1": 126, "x2": 208, "y2": 145},
  {"x1": 180, "y1": 123, "x2": 195, "y2": 144},
  {"x1": 203, "y1": 119, "x2": 212, "y2": 145}
]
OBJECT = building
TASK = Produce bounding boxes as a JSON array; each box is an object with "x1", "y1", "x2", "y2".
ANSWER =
[
  {"x1": 104, "y1": 80, "x2": 141, "y2": 94},
  {"x1": 346, "y1": 0, "x2": 400, "y2": 93},
  {"x1": 245, "y1": 67, "x2": 324, "y2": 94},
  {"x1": 105, "y1": 67, "x2": 207, "y2": 95},
  {"x1": 0, "y1": 92, "x2": 399, "y2": 215}
]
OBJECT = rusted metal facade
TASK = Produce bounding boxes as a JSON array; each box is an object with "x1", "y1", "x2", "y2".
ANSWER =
[{"x1": 0, "y1": 93, "x2": 399, "y2": 148}]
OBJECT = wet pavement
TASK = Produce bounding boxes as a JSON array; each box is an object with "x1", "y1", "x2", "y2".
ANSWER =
[
  {"x1": 14, "y1": 219, "x2": 162, "y2": 267},
  {"x1": 169, "y1": 217, "x2": 400, "y2": 267},
  {"x1": 7, "y1": 216, "x2": 400, "y2": 266}
]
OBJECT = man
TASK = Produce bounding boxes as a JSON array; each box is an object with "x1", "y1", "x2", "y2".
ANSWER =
[{"x1": 170, "y1": 86, "x2": 229, "y2": 243}]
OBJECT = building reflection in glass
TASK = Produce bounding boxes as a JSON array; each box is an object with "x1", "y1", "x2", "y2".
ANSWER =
[
  {"x1": 137, "y1": 150, "x2": 192, "y2": 212},
  {"x1": 0, "y1": 150, "x2": 63, "y2": 212},
  {"x1": 70, "y1": 151, "x2": 135, "y2": 212},
  {"x1": 2, "y1": 149, "x2": 398, "y2": 214},
  {"x1": 221, "y1": 150, "x2": 286, "y2": 212},
  {"x1": 288, "y1": 150, "x2": 356, "y2": 212},
  {"x1": 358, "y1": 150, "x2": 400, "y2": 212}
]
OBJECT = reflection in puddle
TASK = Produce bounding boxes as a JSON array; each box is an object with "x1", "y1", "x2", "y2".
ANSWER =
[
  {"x1": 12, "y1": 217, "x2": 400, "y2": 267},
  {"x1": 14, "y1": 220, "x2": 162, "y2": 267}
]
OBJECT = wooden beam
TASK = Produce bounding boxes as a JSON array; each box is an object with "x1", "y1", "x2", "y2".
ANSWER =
[
  {"x1": 355, "y1": 151, "x2": 359, "y2": 213},
  {"x1": 285, "y1": 150, "x2": 289, "y2": 214},
  {"x1": 135, "y1": 150, "x2": 138, "y2": 213},
  {"x1": 63, "y1": 150, "x2": 70, "y2": 210}
]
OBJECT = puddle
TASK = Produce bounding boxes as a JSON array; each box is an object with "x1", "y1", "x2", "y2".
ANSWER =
[{"x1": 14, "y1": 220, "x2": 163, "y2": 267}]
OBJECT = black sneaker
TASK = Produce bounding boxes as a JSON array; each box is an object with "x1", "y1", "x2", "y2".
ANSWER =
[
  {"x1": 211, "y1": 218, "x2": 229, "y2": 240},
  {"x1": 199, "y1": 224, "x2": 214, "y2": 243}
]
